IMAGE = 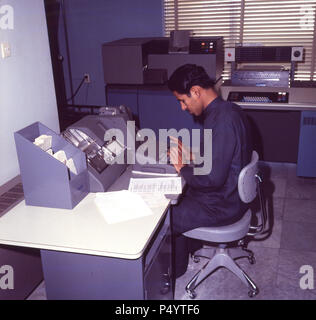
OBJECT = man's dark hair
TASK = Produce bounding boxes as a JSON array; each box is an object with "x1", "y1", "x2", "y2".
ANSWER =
[{"x1": 167, "y1": 64, "x2": 214, "y2": 95}]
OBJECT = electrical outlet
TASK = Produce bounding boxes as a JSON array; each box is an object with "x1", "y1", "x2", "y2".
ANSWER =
[
  {"x1": 1, "y1": 42, "x2": 11, "y2": 59},
  {"x1": 84, "y1": 73, "x2": 90, "y2": 83}
]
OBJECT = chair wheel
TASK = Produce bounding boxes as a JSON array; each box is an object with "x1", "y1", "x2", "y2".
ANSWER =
[
  {"x1": 192, "y1": 255, "x2": 200, "y2": 263},
  {"x1": 248, "y1": 256, "x2": 256, "y2": 265},
  {"x1": 248, "y1": 289, "x2": 258, "y2": 298},
  {"x1": 186, "y1": 289, "x2": 197, "y2": 299},
  {"x1": 238, "y1": 239, "x2": 245, "y2": 246}
]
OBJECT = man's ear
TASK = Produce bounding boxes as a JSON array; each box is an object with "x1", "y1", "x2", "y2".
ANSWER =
[{"x1": 190, "y1": 85, "x2": 202, "y2": 98}]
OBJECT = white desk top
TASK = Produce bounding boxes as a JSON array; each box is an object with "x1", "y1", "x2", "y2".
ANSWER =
[{"x1": 0, "y1": 170, "x2": 170, "y2": 259}]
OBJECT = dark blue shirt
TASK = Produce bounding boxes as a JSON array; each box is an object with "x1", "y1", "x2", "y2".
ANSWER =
[{"x1": 180, "y1": 96, "x2": 252, "y2": 225}]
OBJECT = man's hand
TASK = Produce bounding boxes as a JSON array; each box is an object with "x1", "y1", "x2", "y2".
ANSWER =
[
  {"x1": 169, "y1": 146, "x2": 184, "y2": 173},
  {"x1": 168, "y1": 136, "x2": 194, "y2": 173}
]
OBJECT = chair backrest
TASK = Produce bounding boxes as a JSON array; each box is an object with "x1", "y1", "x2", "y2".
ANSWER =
[{"x1": 238, "y1": 151, "x2": 259, "y2": 203}]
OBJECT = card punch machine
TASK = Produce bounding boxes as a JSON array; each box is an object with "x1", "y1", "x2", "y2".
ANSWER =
[{"x1": 62, "y1": 105, "x2": 177, "y2": 192}]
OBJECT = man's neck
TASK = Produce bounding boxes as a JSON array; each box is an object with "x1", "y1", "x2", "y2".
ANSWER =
[{"x1": 202, "y1": 88, "x2": 218, "y2": 110}]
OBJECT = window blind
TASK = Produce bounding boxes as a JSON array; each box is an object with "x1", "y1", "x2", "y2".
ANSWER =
[{"x1": 164, "y1": 0, "x2": 316, "y2": 80}]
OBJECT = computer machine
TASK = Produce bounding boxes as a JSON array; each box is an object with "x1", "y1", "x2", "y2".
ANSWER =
[
  {"x1": 63, "y1": 105, "x2": 178, "y2": 192},
  {"x1": 221, "y1": 45, "x2": 306, "y2": 102},
  {"x1": 102, "y1": 35, "x2": 223, "y2": 85},
  {"x1": 220, "y1": 45, "x2": 316, "y2": 106},
  {"x1": 220, "y1": 45, "x2": 316, "y2": 176},
  {"x1": 62, "y1": 106, "x2": 132, "y2": 192}
]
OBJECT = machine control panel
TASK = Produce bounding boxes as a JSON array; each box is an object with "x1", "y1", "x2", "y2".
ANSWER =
[
  {"x1": 228, "y1": 91, "x2": 289, "y2": 103},
  {"x1": 234, "y1": 46, "x2": 295, "y2": 63},
  {"x1": 189, "y1": 38, "x2": 218, "y2": 54}
]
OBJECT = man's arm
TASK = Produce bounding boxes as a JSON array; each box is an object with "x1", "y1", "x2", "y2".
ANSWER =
[{"x1": 174, "y1": 119, "x2": 236, "y2": 190}]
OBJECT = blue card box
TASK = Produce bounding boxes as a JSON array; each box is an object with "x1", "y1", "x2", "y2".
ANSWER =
[{"x1": 14, "y1": 122, "x2": 89, "y2": 209}]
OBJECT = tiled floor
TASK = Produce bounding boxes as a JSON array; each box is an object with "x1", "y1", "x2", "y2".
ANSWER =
[{"x1": 27, "y1": 162, "x2": 316, "y2": 300}]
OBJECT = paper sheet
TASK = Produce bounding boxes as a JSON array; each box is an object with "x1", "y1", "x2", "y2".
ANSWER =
[
  {"x1": 66, "y1": 158, "x2": 78, "y2": 175},
  {"x1": 138, "y1": 193, "x2": 169, "y2": 208},
  {"x1": 33, "y1": 134, "x2": 52, "y2": 151},
  {"x1": 94, "y1": 190, "x2": 154, "y2": 224},
  {"x1": 128, "y1": 177, "x2": 182, "y2": 194},
  {"x1": 53, "y1": 150, "x2": 67, "y2": 164}
]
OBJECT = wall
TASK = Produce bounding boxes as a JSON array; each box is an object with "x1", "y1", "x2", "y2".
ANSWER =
[
  {"x1": 0, "y1": 0, "x2": 59, "y2": 187},
  {"x1": 59, "y1": 0, "x2": 164, "y2": 106}
]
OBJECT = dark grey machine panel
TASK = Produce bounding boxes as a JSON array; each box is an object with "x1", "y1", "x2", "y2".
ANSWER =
[
  {"x1": 102, "y1": 38, "x2": 164, "y2": 85},
  {"x1": 148, "y1": 53, "x2": 222, "y2": 83},
  {"x1": 102, "y1": 37, "x2": 223, "y2": 85}
]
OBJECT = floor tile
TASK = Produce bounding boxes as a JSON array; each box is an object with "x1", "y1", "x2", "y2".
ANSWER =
[
  {"x1": 286, "y1": 178, "x2": 316, "y2": 200},
  {"x1": 266, "y1": 196, "x2": 284, "y2": 220},
  {"x1": 283, "y1": 199, "x2": 316, "y2": 223},
  {"x1": 276, "y1": 249, "x2": 316, "y2": 296},
  {"x1": 287, "y1": 164, "x2": 316, "y2": 183},
  {"x1": 287, "y1": 163, "x2": 301, "y2": 180},
  {"x1": 258, "y1": 285, "x2": 316, "y2": 300},
  {"x1": 280, "y1": 221, "x2": 316, "y2": 253}
]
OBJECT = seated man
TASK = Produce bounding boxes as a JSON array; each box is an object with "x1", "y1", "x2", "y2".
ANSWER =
[{"x1": 167, "y1": 64, "x2": 252, "y2": 277}]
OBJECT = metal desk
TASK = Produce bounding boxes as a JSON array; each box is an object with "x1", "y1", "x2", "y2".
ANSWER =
[{"x1": 0, "y1": 167, "x2": 174, "y2": 299}]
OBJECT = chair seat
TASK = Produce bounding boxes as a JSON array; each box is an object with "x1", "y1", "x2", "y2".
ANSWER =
[{"x1": 183, "y1": 209, "x2": 252, "y2": 243}]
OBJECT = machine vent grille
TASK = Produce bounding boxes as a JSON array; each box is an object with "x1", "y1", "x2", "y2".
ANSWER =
[
  {"x1": 0, "y1": 183, "x2": 24, "y2": 217},
  {"x1": 303, "y1": 117, "x2": 316, "y2": 126}
]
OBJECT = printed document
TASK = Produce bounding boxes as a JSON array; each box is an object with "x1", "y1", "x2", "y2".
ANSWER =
[{"x1": 128, "y1": 177, "x2": 182, "y2": 194}]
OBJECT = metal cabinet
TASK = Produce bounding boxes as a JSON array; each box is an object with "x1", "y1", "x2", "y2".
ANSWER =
[
  {"x1": 40, "y1": 210, "x2": 173, "y2": 300},
  {"x1": 297, "y1": 111, "x2": 316, "y2": 177},
  {"x1": 0, "y1": 245, "x2": 43, "y2": 300}
]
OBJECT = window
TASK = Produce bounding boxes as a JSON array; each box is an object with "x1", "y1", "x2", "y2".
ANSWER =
[{"x1": 164, "y1": 0, "x2": 316, "y2": 80}]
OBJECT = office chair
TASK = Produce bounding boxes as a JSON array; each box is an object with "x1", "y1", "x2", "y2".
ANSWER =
[{"x1": 183, "y1": 151, "x2": 267, "y2": 298}]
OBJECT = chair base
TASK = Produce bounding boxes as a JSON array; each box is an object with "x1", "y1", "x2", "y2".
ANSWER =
[{"x1": 186, "y1": 246, "x2": 259, "y2": 299}]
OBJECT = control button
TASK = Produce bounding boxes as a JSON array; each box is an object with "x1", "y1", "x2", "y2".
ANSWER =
[{"x1": 294, "y1": 50, "x2": 301, "y2": 57}]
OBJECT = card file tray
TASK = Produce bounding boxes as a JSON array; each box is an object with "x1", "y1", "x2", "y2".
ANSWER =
[{"x1": 14, "y1": 122, "x2": 89, "y2": 209}]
